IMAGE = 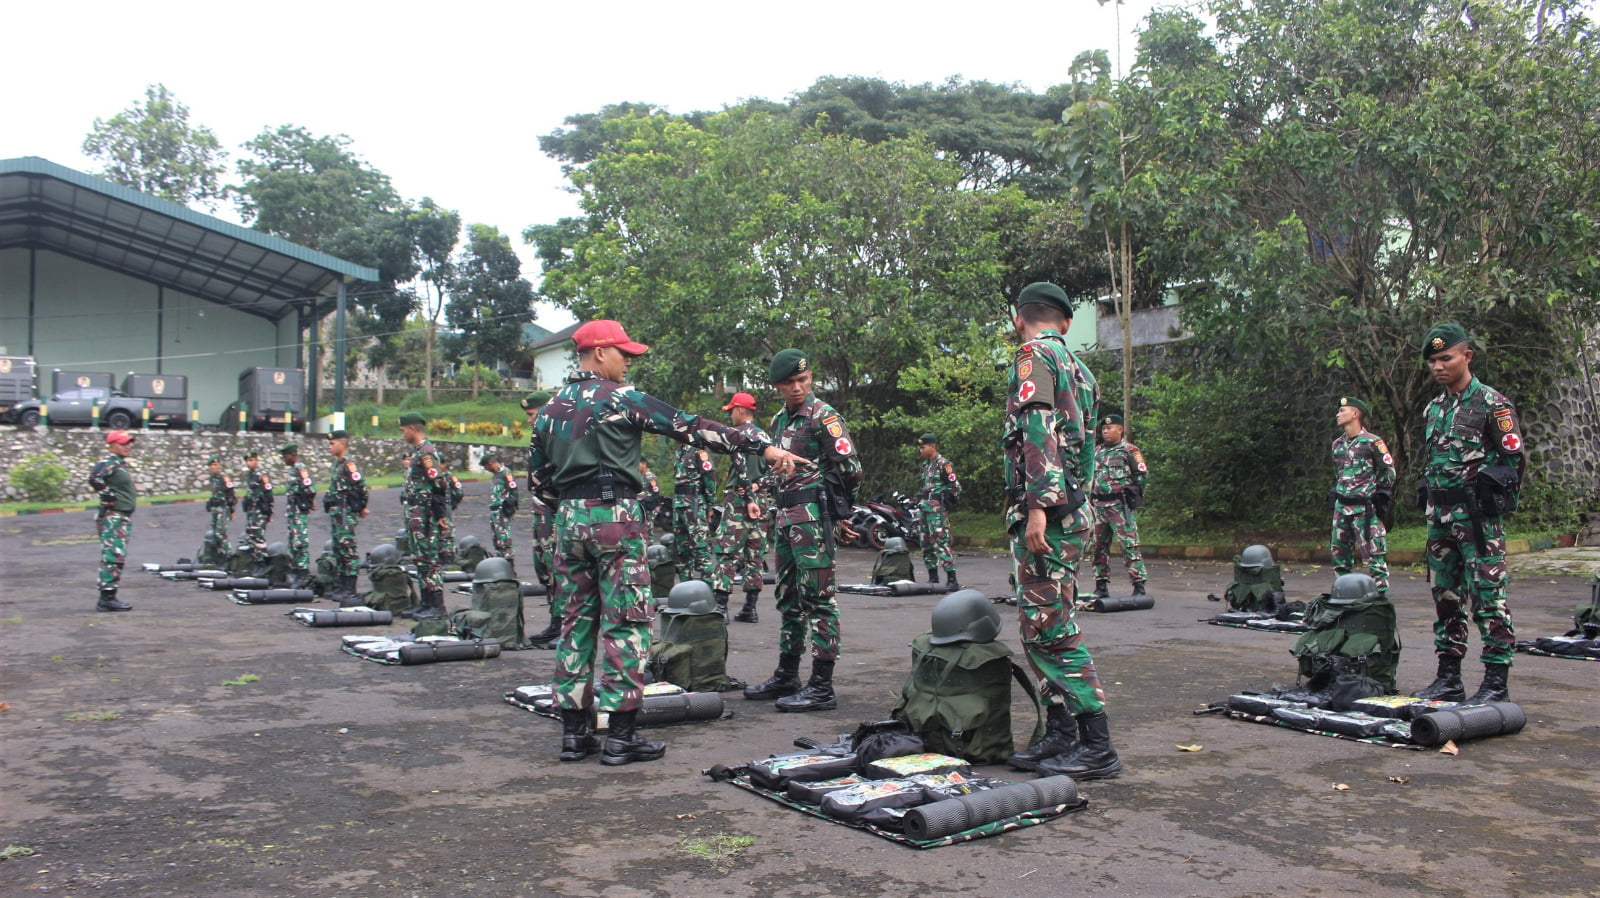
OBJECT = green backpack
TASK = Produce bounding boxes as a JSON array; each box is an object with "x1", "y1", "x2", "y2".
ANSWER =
[
  {"x1": 197, "y1": 534, "x2": 227, "y2": 568},
  {"x1": 226, "y1": 546, "x2": 257, "y2": 576},
  {"x1": 647, "y1": 611, "x2": 732, "y2": 692},
  {"x1": 449, "y1": 579, "x2": 526, "y2": 648},
  {"x1": 362, "y1": 564, "x2": 417, "y2": 614},
  {"x1": 650, "y1": 560, "x2": 677, "y2": 600},
  {"x1": 312, "y1": 551, "x2": 340, "y2": 596},
  {"x1": 457, "y1": 543, "x2": 490, "y2": 573},
  {"x1": 1575, "y1": 571, "x2": 1600, "y2": 628},
  {"x1": 1290, "y1": 593, "x2": 1401, "y2": 692},
  {"x1": 1225, "y1": 563, "x2": 1287, "y2": 612},
  {"x1": 872, "y1": 550, "x2": 914, "y2": 585},
  {"x1": 891, "y1": 634, "x2": 1042, "y2": 765}
]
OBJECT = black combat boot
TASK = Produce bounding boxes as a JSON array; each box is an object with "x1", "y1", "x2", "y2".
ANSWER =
[
  {"x1": 744, "y1": 654, "x2": 803, "y2": 700},
  {"x1": 1461, "y1": 663, "x2": 1510, "y2": 705},
  {"x1": 713, "y1": 590, "x2": 731, "y2": 622},
  {"x1": 1093, "y1": 579, "x2": 1110, "y2": 599},
  {"x1": 1007, "y1": 704, "x2": 1079, "y2": 771},
  {"x1": 1036, "y1": 710, "x2": 1123, "y2": 781},
  {"x1": 1412, "y1": 655, "x2": 1467, "y2": 702},
  {"x1": 525, "y1": 600, "x2": 561, "y2": 649},
  {"x1": 96, "y1": 589, "x2": 132, "y2": 612},
  {"x1": 410, "y1": 588, "x2": 447, "y2": 621},
  {"x1": 944, "y1": 571, "x2": 959, "y2": 591},
  {"x1": 776, "y1": 660, "x2": 837, "y2": 712},
  {"x1": 1132, "y1": 580, "x2": 1148, "y2": 597},
  {"x1": 734, "y1": 591, "x2": 760, "y2": 623},
  {"x1": 558, "y1": 707, "x2": 599, "y2": 762},
  {"x1": 337, "y1": 575, "x2": 364, "y2": 607},
  {"x1": 927, "y1": 568, "x2": 940, "y2": 584},
  {"x1": 601, "y1": 709, "x2": 666, "y2": 766}
]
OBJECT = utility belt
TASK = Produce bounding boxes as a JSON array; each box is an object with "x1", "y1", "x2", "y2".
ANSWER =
[
  {"x1": 778, "y1": 487, "x2": 823, "y2": 508},
  {"x1": 558, "y1": 467, "x2": 629, "y2": 503},
  {"x1": 1091, "y1": 492, "x2": 1119, "y2": 503},
  {"x1": 1334, "y1": 493, "x2": 1374, "y2": 506},
  {"x1": 1427, "y1": 486, "x2": 1472, "y2": 507},
  {"x1": 673, "y1": 482, "x2": 699, "y2": 496}
]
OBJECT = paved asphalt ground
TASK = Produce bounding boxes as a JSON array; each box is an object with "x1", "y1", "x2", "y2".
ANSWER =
[{"x1": 2, "y1": 478, "x2": 1596, "y2": 897}]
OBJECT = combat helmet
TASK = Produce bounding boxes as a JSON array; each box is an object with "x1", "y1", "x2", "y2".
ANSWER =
[
  {"x1": 883, "y1": 536, "x2": 908, "y2": 554},
  {"x1": 664, "y1": 579, "x2": 718, "y2": 616},
  {"x1": 1237, "y1": 545, "x2": 1274, "y2": 570},
  {"x1": 1328, "y1": 573, "x2": 1381, "y2": 605},
  {"x1": 647, "y1": 543, "x2": 671, "y2": 566},
  {"x1": 659, "y1": 532, "x2": 676, "y2": 547},
  {"x1": 457, "y1": 534, "x2": 481, "y2": 554},
  {"x1": 368, "y1": 544, "x2": 402, "y2": 566},
  {"x1": 473, "y1": 556, "x2": 516, "y2": 583},
  {"x1": 266, "y1": 541, "x2": 290, "y2": 558},
  {"x1": 323, "y1": 539, "x2": 335, "y2": 554},
  {"x1": 928, "y1": 589, "x2": 1003, "y2": 645},
  {"x1": 203, "y1": 530, "x2": 220, "y2": 546}
]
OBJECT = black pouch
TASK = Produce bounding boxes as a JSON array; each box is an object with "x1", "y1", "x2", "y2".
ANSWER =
[
  {"x1": 1475, "y1": 465, "x2": 1520, "y2": 516},
  {"x1": 1415, "y1": 478, "x2": 1428, "y2": 512},
  {"x1": 849, "y1": 720, "x2": 924, "y2": 772}
]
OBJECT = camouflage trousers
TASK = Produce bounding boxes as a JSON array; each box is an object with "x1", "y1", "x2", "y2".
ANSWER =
[
  {"x1": 286, "y1": 512, "x2": 310, "y2": 571},
  {"x1": 671, "y1": 493, "x2": 714, "y2": 582},
  {"x1": 919, "y1": 499, "x2": 955, "y2": 575},
  {"x1": 1331, "y1": 508, "x2": 1389, "y2": 592},
  {"x1": 530, "y1": 509, "x2": 555, "y2": 588},
  {"x1": 404, "y1": 500, "x2": 444, "y2": 594},
  {"x1": 1009, "y1": 515, "x2": 1105, "y2": 715},
  {"x1": 208, "y1": 507, "x2": 230, "y2": 545},
  {"x1": 329, "y1": 508, "x2": 360, "y2": 577},
  {"x1": 1427, "y1": 515, "x2": 1515, "y2": 666},
  {"x1": 97, "y1": 511, "x2": 131, "y2": 591},
  {"x1": 490, "y1": 510, "x2": 515, "y2": 558},
  {"x1": 551, "y1": 497, "x2": 652, "y2": 714},
  {"x1": 774, "y1": 510, "x2": 841, "y2": 662},
  {"x1": 436, "y1": 510, "x2": 456, "y2": 564},
  {"x1": 712, "y1": 503, "x2": 768, "y2": 595},
  {"x1": 1091, "y1": 500, "x2": 1147, "y2": 585},
  {"x1": 244, "y1": 510, "x2": 269, "y2": 560}
]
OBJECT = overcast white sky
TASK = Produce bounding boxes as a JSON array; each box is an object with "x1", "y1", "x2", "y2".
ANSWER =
[{"x1": 4, "y1": 0, "x2": 1161, "y2": 328}]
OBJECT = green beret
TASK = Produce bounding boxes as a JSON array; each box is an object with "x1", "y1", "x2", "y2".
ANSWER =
[
  {"x1": 278, "y1": 442, "x2": 298, "y2": 455},
  {"x1": 1423, "y1": 323, "x2": 1469, "y2": 359},
  {"x1": 327, "y1": 429, "x2": 350, "y2": 441},
  {"x1": 769, "y1": 349, "x2": 810, "y2": 383},
  {"x1": 1099, "y1": 414, "x2": 1124, "y2": 427},
  {"x1": 918, "y1": 433, "x2": 938, "y2": 445},
  {"x1": 1016, "y1": 282, "x2": 1075, "y2": 318},
  {"x1": 520, "y1": 390, "x2": 552, "y2": 411},
  {"x1": 399, "y1": 412, "x2": 427, "y2": 428},
  {"x1": 242, "y1": 449, "x2": 259, "y2": 459},
  {"x1": 1338, "y1": 396, "x2": 1369, "y2": 418},
  {"x1": 206, "y1": 456, "x2": 220, "y2": 465}
]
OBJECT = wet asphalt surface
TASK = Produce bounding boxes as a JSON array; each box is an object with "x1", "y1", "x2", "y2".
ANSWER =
[{"x1": 1, "y1": 478, "x2": 1596, "y2": 897}]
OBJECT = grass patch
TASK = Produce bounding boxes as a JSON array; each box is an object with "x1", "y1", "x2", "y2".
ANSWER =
[
  {"x1": 678, "y1": 832, "x2": 754, "y2": 868},
  {"x1": 221, "y1": 674, "x2": 261, "y2": 686},
  {"x1": 65, "y1": 710, "x2": 122, "y2": 722},
  {"x1": 0, "y1": 614, "x2": 22, "y2": 625},
  {"x1": 0, "y1": 845, "x2": 38, "y2": 861}
]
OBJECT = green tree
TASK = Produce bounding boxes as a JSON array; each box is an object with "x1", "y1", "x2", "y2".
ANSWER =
[
  {"x1": 445, "y1": 223, "x2": 535, "y2": 397},
  {"x1": 233, "y1": 126, "x2": 400, "y2": 251},
  {"x1": 82, "y1": 84, "x2": 227, "y2": 209},
  {"x1": 408, "y1": 198, "x2": 461, "y2": 402}
]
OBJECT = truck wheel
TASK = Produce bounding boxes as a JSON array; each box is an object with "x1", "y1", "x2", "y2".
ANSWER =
[
  {"x1": 18, "y1": 409, "x2": 40, "y2": 428},
  {"x1": 106, "y1": 410, "x2": 134, "y2": 429}
]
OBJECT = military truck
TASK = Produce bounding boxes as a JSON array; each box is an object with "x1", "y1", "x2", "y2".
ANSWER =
[
  {"x1": 0, "y1": 356, "x2": 37, "y2": 423},
  {"x1": 221, "y1": 367, "x2": 306, "y2": 432},
  {"x1": 120, "y1": 374, "x2": 190, "y2": 427}
]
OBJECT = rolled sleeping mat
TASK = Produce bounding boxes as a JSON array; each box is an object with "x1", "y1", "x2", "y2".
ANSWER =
[
  {"x1": 440, "y1": 571, "x2": 474, "y2": 583},
  {"x1": 889, "y1": 582, "x2": 948, "y2": 596},
  {"x1": 235, "y1": 589, "x2": 317, "y2": 604},
  {"x1": 762, "y1": 573, "x2": 777, "y2": 584},
  {"x1": 1410, "y1": 701, "x2": 1526, "y2": 747},
  {"x1": 199, "y1": 577, "x2": 271, "y2": 591},
  {"x1": 306, "y1": 609, "x2": 394, "y2": 627},
  {"x1": 1091, "y1": 594, "x2": 1156, "y2": 612},
  {"x1": 902, "y1": 776, "x2": 1079, "y2": 841},
  {"x1": 398, "y1": 641, "x2": 502, "y2": 664},
  {"x1": 520, "y1": 582, "x2": 549, "y2": 597},
  {"x1": 162, "y1": 570, "x2": 231, "y2": 580},
  {"x1": 145, "y1": 562, "x2": 204, "y2": 573},
  {"x1": 638, "y1": 691, "x2": 724, "y2": 726}
]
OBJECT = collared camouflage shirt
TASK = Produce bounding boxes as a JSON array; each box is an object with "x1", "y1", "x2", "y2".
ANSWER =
[
  {"x1": 1423, "y1": 376, "x2": 1524, "y2": 521},
  {"x1": 769, "y1": 393, "x2": 863, "y2": 524},
  {"x1": 403, "y1": 439, "x2": 446, "y2": 505},
  {"x1": 1331, "y1": 429, "x2": 1396, "y2": 515},
  {"x1": 1003, "y1": 327, "x2": 1098, "y2": 531},
  {"x1": 725, "y1": 421, "x2": 773, "y2": 504},
  {"x1": 919, "y1": 453, "x2": 961, "y2": 502},
  {"x1": 328, "y1": 456, "x2": 368, "y2": 510},
  {"x1": 674, "y1": 443, "x2": 717, "y2": 495},
  {"x1": 1092, "y1": 440, "x2": 1147, "y2": 498}
]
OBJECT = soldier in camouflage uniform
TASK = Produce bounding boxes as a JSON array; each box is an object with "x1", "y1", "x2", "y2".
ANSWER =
[
  {"x1": 398, "y1": 412, "x2": 450, "y2": 620},
  {"x1": 1090, "y1": 414, "x2": 1150, "y2": 599},
  {"x1": 1412, "y1": 323, "x2": 1526, "y2": 706},
  {"x1": 204, "y1": 456, "x2": 236, "y2": 547},
  {"x1": 484, "y1": 456, "x2": 519, "y2": 559},
  {"x1": 671, "y1": 442, "x2": 718, "y2": 582},
  {"x1": 713, "y1": 392, "x2": 774, "y2": 623},
  {"x1": 240, "y1": 449, "x2": 274, "y2": 570},
  {"x1": 89, "y1": 430, "x2": 138, "y2": 611},
  {"x1": 744, "y1": 349, "x2": 864, "y2": 713},
  {"x1": 278, "y1": 443, "x2": 317, "y2": 582},
  {"x1": 916, "y1": 433, "x2": 963, "y2": 589},
  {"x1": 323, "y1": 429, "x2": 369, "y2": 603},
  {"x1": 1329, "y1": 397, "x2": 1396, "y2": 593},
  {"x1": 1001, "y1": 283, "x2": 1122, "y2": 781},
  {"x1": 436, "y1": 469, "x2": 464, "y2": 565},
  {"x1": 527, "y1": 320, "x2": 803, "y2": 765},
  {"x1": 520, "y1": 391, "x2": 562, "y2": 647}
]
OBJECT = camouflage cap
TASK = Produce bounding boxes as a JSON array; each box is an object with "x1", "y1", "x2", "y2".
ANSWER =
[
  {"x1": 769, "y1": 349, "x2": 809, "y2": 383},
  {"x1": 1423, "y1": 323, "x2": 1469, "y2": 359},
  {"x1": 520, "y1": 390, "x2": 552, "y2": 411},
  {"x1": 1338, "y1": 396, "x2": 1369, "y2": 418},
  {"x1": 1016, "y1": 282, "x2": 1075, "y2": 319},
  {"x1": 398, "y1": 412, "x2": 427, "y2": 428}
]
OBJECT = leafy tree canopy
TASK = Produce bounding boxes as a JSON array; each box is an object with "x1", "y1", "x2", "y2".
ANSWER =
[{"x1": 82, "y1": 84, "x2": 227, "y2": 209}]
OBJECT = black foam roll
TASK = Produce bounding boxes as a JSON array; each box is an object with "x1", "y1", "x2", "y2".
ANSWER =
[
  {"x1": 200, "y1": 577, "x2": 271, "y2": 591},
  {"x1": 148, "y1": 563, "x2": 204, "y2": 572},
  {"x1": 440, "y1": 571, "x2": 473, "y2": 583},
  {"x1": 308, "y1": 609, "x2": 393, "y2": 626},
  {"x1": 902, "y1": 776, "x2": 1079, "y2": 841},
  {"x1": 398, "y1": 641, "x2": 502, "y2": 664},
  {"x1": 638, "y1": 691, "x2": 724, "y2": 726},
  {"x1": 888, "y1": 582, "x2": 947, "y2": 596},
  {"x1": 1410, "y1": 702, "x2": 1526, "y2": 746},
  {"x1": 520, "y1": 582, "x2": 549, "y2": 597},
  {"x1": 237, "y1": 589, "x2": 317, "y2": 603},
  {"x1": 1092, "y1": 594, "x2": 1155, "y2": 612}
]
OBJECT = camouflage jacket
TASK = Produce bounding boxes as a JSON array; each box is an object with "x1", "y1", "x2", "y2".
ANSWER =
[
  {"x1": 282, "y1": 461, "x2": 316, "y2": 513},
  {"x1": 1330, "y1": 429, "x2": 1396, "y2": 515},
  {"x1": 1423, "y1": 377, "x2": 1525, "y2": 523},
  {"x1": 1091, "y1": 440, "x2": 1147, "y2": 501},
  {"x1": 446, "y1": 472, "x2": 464, "y2": 511},
  {"x1": 919, "y1": 454, "x2": 962, "y2": 503},
  {"x1": 527, "y1": 370, "x2": 772, "y2": 505},
  {"x1": 488, "y1": 467, "x2": 519, "y2": 514},
  {"x1": 327, "y1": 457, "x2": 368, "y2": 512},
  {"x1": 206, "y1": 471, "x2": 237, "y2": 511},
  {"x1": 769, "y1": 393, "x2": 864, "y2": 525},
  {"x1": 243, "y1": 468, "x2": 274, "y2": 515},
  {"x1": 89, "y1": 455, "x2": 137, "y2": 513},
  {"x1": 402, "y1": 440, "x2": 447, "y2": 506},
  {"x1": 674, "y1": 443, "x2": 717, "y2": 496},
  {"x1": 1003, "y1": 328, "x2": 1098, "y2": 532},
  {"x1": 723, "y1": 421, "x2": 773, "y2": 505}
]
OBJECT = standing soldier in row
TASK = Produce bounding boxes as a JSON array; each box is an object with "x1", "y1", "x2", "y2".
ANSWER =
[
  {"x1": 1090, "y1": 413, "x2": 1150, "y2": 599},
  {"x1": 1329, "y1": 397, "x2": 1395, "y2": 594},
  {"x1": 671, "y1": 442, "x2": 718, "y2": 582},
  {"x1": 916, "y1": 433, "x2": 962, "y2": 590},
  {"x1": 89, "y1": 430, "x2": 138, "y2": 612},
  {"x1": 279, "y1": 442, "x2": 317, "y2": 585},
  {"x1": 204, "y1": 456, "x2": 236, "y2": 551},
  {"x1": 713, "y1": 392, "x2": 773, "y2": 623},
  {"x1": 1413, "y1": 324, "x2": 1525, "y2": 706},
  {"x1": 484, "y1": 455, "x2": 519, "y2": 560},
  {"x1": 746, "y1": 349, "x2": 863, "y2": 713},
  {"x1": 526, "y1": 320, "x2": 805, "y2": 765},
  {"x1": 521, "y1": 391, "x2": 562, "y2": 647},
  {"x1": 241, "y1": 449, "x2": 274, "y2": 572},
  {"x1": 437, "y1": 468, "x2": 464, "y2": 565},
  {"x1": 398, "y1": 412, "x2": 449, "y2": 621},
  {"x1": 324, "y1": 429, "x2": 369, "y2": 604}
]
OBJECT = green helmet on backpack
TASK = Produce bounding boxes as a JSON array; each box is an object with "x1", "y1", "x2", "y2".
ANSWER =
[
  {"x1": 883, "y1": 536, "x2": 908, "y2": 554},
  {"x1": 369, "y1": 544, "x2": 402, "y2": 567},
  {"x1": 457, "y1": 534, "x2": 481, "y2": 554},
  {"x1": 928, "y1": 589, "x2": 1003, "y2": 645},
  {"x1": 647, "y1": 543, "x2": 671, "y2": 566},
  {"x1": 1237, "y1": 544, "x2": 1274, "y2": 569},
  {"x1": 664, "y1": 579, "x2": 718, "y2": 616},
  {"x1": 267, "y1": 541, "x2": 290, "y2": 558},
  {"x1": 473, "y1": 556, "x2": 516, "y2": 583},
  {"x1": 1329, "y1": 573, "x2": 1381, "y2": 605}
]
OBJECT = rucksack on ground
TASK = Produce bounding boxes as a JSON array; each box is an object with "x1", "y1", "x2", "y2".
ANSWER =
[
  {"x1": 1225, "y1": 563, "x2": 1287, "y2": 612},
  {"x1": 363, "y1": 563, "x2": 417, "y2": 614},
  {"x1": 1290, "y1": 591, "x2": 1401, "y2": 692},
  {"x1": 449, "y1": 578, "x2": 526, "y2": 648},
  {"x1": 647, "y1": 611, "x2": 734, "y2": 693},
  {"x1": 890, "y1": 633, "x2": 1041, "y2": 765},
  {"x1": 872, "y1": 548, "x2": 914, "y2": 585}
]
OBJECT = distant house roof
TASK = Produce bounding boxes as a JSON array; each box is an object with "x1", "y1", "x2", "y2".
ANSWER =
[
  {"x1": 528, "y1": 321, "x2": 581, "y2": 352},
  {"x1": 520, "y1": 321, "x2": 553, "y2": 345},
  {"x1": 0, "y1": 156, "x2": 379, "y2": 322}
]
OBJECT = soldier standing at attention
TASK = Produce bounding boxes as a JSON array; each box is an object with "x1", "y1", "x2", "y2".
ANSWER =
[
  {"x1": 398, "y1": 412, "x2": 450, "y2": 621},
  {"x1": 671, "y1": 442, "x2": 717, "y2": 582},
  {"x1": 324, "y1": 429, "x2": 369, "y2": 604},
  {"x1": 526, "y1": 320, "x2": 805, "y2": 764},
  {"x1": 1089, "y1": 414, "x2": 1150, "y2": 599},
  {"x1": 89, "y1": 430, "x2": 137, "y2": 612},
  {"x1": 714, "y1": 392, "x2": 774, "y2": 623},
  {"x1": 241, "y1": 449, "x2": 274, "y2": 570},
  {"x1": 916, "y1": 433, "x2": 962, "y2": 589},
  {"x1": 519, "y1": 391, "x2": 564, "y2": 648},
  {"x1": 484, "y1": 455, "x2": 519, "y2": 559},
  {"x1": 1002, "y1": 283, "x2": 1122, "y2": 781},
  {"x1": 204, "y1": 456, "x2": 236, "y2": 548},
  {"x1": 1329, "y1": 397, "x2": 1396, "y2": 594},
  {"x1": 1412, "y1": 323, "x2": 1525, "y2": 706},
  {"x1": 437, "y1": 467, "x2": 464, "y2": 565},
  {"x1": 279, "y1": 443, "x2": 317, "y2": 583},
  {"x1": 744, "y1": 349, "x2": 863, "y2": 713}
]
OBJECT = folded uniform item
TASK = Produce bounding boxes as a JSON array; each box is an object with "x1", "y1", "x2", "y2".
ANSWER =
[
  {"x1": 1269, "y1": 705, "x2": 1391, "y2": 738},
  {"x1": 864, "y1": 753, "x2": 971, "y2": 781},
  {"x1": 1349, "y1": 695, "x2": 1459, "y2": 720},
  {"x1": 1227, "y1": 694, "x2": 1305, "y2": 717},
  {"x1": 747, "y1": 751, "x2": 860, "y2": 791},
  {"x1": 818, "y1": 777, "x2": 932, "y2": 829},
  {"x1": 785, "y1": 774, "x2": 869, "y2": 805}
]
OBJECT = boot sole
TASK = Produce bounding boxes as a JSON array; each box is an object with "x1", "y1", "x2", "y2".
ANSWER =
[
  {"x1": 743, "y1": 689, "x2": 800, "y2": 700},
  {"x1": 774, "y1": 698, "x2": 837, "y2": 712},
  {"x1": 1040, "y1": 762, "x2": 1123, "y2": 781},
  {"x1": 601, "y1": 749, "x2": 666, "y2": 766}
]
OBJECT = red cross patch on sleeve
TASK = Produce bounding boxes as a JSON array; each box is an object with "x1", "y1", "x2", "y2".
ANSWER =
[
  {"x1": 1501, "y1": 432, "x2": 1522, "y2": 452},
  {"x1": 1017, "y1": 381, "x2": 1037, "y2": 402},
  {"x1": 834, "y1": 437, "x2": 853, "y2": 455}
]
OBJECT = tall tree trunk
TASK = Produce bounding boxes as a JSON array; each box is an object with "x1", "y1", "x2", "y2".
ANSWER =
[{"x1": 1120, "y1": 221, "x2": 1134, "y2": 439}]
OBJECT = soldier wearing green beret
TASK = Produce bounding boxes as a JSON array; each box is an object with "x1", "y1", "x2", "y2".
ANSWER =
[
  {"x1": 915, "y1": 433, "x2": 962, "y2": 589},
  {"x1": 279, "y1": 442, "x2": 317, "y2": 586},
  {"x1": 324, "y1": 429, "x2": 369, "y2": 603},
  {"x1": 1329, "y1": 397, "x2": 1396, "y2": 594},
  {"x1": 398, "y1": 411, "x2": 450, "y2": 620},
  {"x1": 1090, "y1": 412, "x2": 1150, "y2": 598},
  {"x1": 744, "y1": 348, "x2": 864, "y2": 713},
  {"x1": 203, "y1": 455, "x2": 237, "y2": 553},
  {"x1": 519, "y1": 391, "x2": 562, "y2": 646},
  {"x1": 1412, "y1": 324, "x2": 1525, "y2": 706},
  {"x1": 240, "y1": 448, "x2": 274, "y2": 573}
]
